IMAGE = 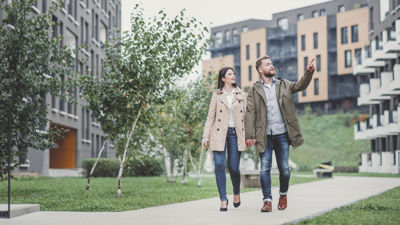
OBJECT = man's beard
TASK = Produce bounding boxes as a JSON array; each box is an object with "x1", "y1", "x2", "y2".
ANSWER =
[{"x1": 264, "y1": 72, "x2": 275, "y2": 78}]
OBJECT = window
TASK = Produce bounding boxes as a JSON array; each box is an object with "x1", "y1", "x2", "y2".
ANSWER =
[
  {"x1": 355, "y1": 48, "x2": 362, "y2": 65},
  {"x1": 314, "y1": 78, "x2": 319, "y2": 95},
  {"x1": 90, "y1": 50, "x2": 94, "y2": 76},
  {"x1": 313, "y1": 32, "x2": 318, "y2": 49},
  {"x1": 85, "y1": 22, "x2": 89, "y2": 50},
  {"x1": 316, "y1": 55, "x2": 321, "y2": 72},
  {"x1": 242, "y1": 26, "x2": 248, "y2": 32},
  {"x1": 302, "y1": 90, "x2": 306, "y2": 96},
  {"x1": 297, "y1": 14, "x2": 304, "y2": 21},
  {"x1": 246, "y1": 45, "x2": 250, "y2": 60},
  {"x1": 256, "y1": 43, "x2": 261, "y2": 58},
  {"x1": 320, "y1": 9, "x2": 326, "y2": 16},
  {"x1": 304, "y1": 56, "x2": 308, "y2": 71},
  {"x1": 248, "y1": 66, "x2": 252, "y2": 81},
  {"x1": 312, "y1": 10, "x2": 318, "y2": 18},
  {"x1": 341, "y1": 27, "x2": 348, "y2": 44},
  {"x1": 86, "y1": 110, "x2": 90, "y2": 139},
  {"x1": 232, "y1": 28, "x2": 239, "y2": 44},
  {"x1": 370, "y1": 7, "x2": 374, "y2": 30},
  {"x1": 95, "y1": 13, "x2": 99, "y2": 41},
  {"x1": 380, "y1": 0, "x2": 389, "y2": 22},
  {"x1": 42, "y1": 0, "x2": 47, "y2": 13},
  {"x1": 214, "y1": 32, "x2": 223, "y2": 48},
  {"x1": 338, "y1": 5, "x2": 345, "y2": 12},
  {"x1": 100, "y1": 22, "x2": 107, "y2": 47},
  {"x1": 301, "y1": 35, "x2": 306, "y2": 51},
  {"x1": 59, "y1": 75, "x2": 65, "y2": 112},
  {"x1": 345, "y1": 50, "x2": 352, "y2": 67},
  {"x1": 81, "y1": 108, "x2": 85, "y2": 139},
  {"x1": 225, "y1": 30, "x2": 231, "y2": 43},
  {"x1": 351, "y1": 25, "x2": 358, "y2": 42},
  {"x1": 278, "y1": 18, "x2": 288, "y2": 30}
]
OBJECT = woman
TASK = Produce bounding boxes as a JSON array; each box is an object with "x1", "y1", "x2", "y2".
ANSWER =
[{"x1": 202, "y1": 67, "x2": 247, "y2": 211}]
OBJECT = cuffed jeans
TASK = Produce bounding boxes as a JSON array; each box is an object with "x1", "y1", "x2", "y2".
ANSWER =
[
  {"x1": 213, "y1": 127, "x2": 241, "y2": 201},
  {"x1": 259, "y1": 132, "x2": 290, "y2": 202}
]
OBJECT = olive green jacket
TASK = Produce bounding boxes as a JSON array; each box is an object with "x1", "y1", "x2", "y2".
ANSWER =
[{"x1": 245, "y1": 70, "x2": 314, "y2": 153}]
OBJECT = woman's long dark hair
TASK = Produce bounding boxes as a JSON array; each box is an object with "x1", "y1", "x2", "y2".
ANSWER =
[{"x1": 218, "y1": 67, "x2": 238, "y2": 90}]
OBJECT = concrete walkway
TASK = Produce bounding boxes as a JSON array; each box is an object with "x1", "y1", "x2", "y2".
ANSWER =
[{"x1": 1, "y1": 176, "x2": 400, "y2": 225}]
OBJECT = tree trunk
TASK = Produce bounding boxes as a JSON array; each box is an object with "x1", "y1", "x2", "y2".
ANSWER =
[
  {"x1": 86, "y1": 140, "x2": 107, "y2": 191},
  {"x1": 116, "y1": 109, "x2": 141, "y2": 198},
  {"x1": 181, "y1": 148, "x2": 188, "y2": 185},
  {"x1": 162, "y1": 146, "x2": 175, "y2": 183}
]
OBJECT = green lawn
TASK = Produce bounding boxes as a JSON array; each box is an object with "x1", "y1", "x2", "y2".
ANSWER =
[
  {"x1": 297, "y1": 186, "x2": 400, "y2": 225},
  {"x1": 0, "y1": 175, "x2": 318, "y2": 212},
  {"x1": 291, "y1": 113, "x2": 370, "y2": 169}
]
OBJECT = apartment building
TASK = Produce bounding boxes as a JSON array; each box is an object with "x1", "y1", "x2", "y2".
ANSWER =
[
  {"x1": 353, "y1": 0, "x2": 400, "y2": 174},
  {"x1": 204, "y1": 0, "x2": 369, "y2": 114},
  {"x1": 2, "y1": 0, "x2": 121, "y2": 175}
]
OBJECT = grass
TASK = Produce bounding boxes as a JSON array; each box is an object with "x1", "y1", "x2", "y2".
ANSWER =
[
  {"x1": 292, "y1": 171, "x2": 400, "y2": 178},
  {"x1": 291, "y1": 113, "x2": 370, "y2": 168},
  {"x1": 0, "y1": 175, "x2": 318, "y2": 212},
  {"x1": 297, "y1": 186, "x2": 400, "y2": 225}
]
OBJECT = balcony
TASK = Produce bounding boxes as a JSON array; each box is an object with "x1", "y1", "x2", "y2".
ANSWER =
[
  {"x1": 369, "y1": 78, "x2": 391, "y2": 101},
  {"x1": 355, "y1": 108, "x2": 400, "y2": 140},
  {"x1": 357, "y1": 83, "x2": 379, "y2": 106},
  {"x1": 389, "y1": 64, "x2": 400, "y2": 94},
  {"x1": 267, "y1": 24, "x2": 296, "y2": 40}
]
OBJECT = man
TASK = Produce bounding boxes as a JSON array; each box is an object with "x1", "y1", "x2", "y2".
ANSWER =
[{"x1": 245, "y1": 55, "x2": 315, "y2": 212}]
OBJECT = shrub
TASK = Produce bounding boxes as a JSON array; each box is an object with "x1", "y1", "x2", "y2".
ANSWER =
[
  {"x1": 333, "y1": 166, "x2": 359, "y2": 173},
  {"x1": 124, "y1": 155, "x2": 164, "y2": 177},
  {"x1": 297, "y1": 164, "x2": 312, "y2": 172},
  {"x1": 82, "y1": 158, "x2": 120, "y2": 177}
]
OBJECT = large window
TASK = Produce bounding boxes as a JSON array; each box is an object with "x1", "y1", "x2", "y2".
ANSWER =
[
  {"x1": 341, "y1": 27, "x2": 348, "y2": 44},
  {"x1": 345, "y1": 50, "x2": 352, "y2": 67},
  {"x1": 301, "y1": 35, "x2": 306, "y2": 51},
  {"x1": 316, "y1": 55, "x2": 321, "y2": 72},
  {"x1": 314, "y1": 78, "x2": 319, "y2": 95},
  {"x1": 351, "y1": 25, "x2": 358, "y2": 42},
  {"x1": 248, "y1": 66, "x2": 252, "y2": 81},
  {"x1": 312, "y1": 10, "x2": 318, "y2": 18},
  {"x1": 313, "y1": 32, "x2": 318, "y2": 49},
  {"x1": 304, "y1": 56, "x2": 308, "y2": 71},
  {"x1": 256, "y1": 43, "x2": 261, "y2": 58},
  {"x1": 278, "y1": 18, "x2": 288, "y2": 30},
  {"x1": 320, "y1": 9, "x2": 326, "y2": 16},
  {"x1": 297, "y1": 14, "x2": 304, "y2": 21},
  {"x1": 355, "y1": 48, "x2": 362, "y2": 65},
  {"x1": 246, "y1": 45, "x2": 250, "y2": 60},
  {"x1": 302, "y1": 90, "x2": 306, "y2": 96},
  {"x1": 242, "y1": 26, "x2": 248, "y2": 32},
  {"x1": 232, "y1": 28, "x2": 239, "y2": 44},
  {"x1": 225, "y1": 30, "x2": 231, "y2": 43},
  {"x1": 338, "y1": 5, "x2": 345, "y2": 12},
  {"x1": 214, "y1": 32, "x2": 223, "y2": 48}
]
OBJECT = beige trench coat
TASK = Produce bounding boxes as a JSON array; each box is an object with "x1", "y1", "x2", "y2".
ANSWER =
[{"x1": 202, "y1": 87, "x2": 247, "y2": 152}]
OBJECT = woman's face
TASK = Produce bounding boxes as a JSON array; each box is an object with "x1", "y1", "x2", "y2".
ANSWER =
[{"x1": 222, "y1": 69, "x2": 236, "y2": 86}]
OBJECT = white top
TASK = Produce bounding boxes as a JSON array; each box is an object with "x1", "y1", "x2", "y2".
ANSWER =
[{"x1": 223, "y1": 88, "x2": 235, "y2": 128}]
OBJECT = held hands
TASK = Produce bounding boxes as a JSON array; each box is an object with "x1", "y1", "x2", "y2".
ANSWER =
[
  {"x1": 246, "y1": 139, "x2": 256, "y2": 147},
  {"x1": 306, "y1": 57, "x2": 316, "y2": 73}
]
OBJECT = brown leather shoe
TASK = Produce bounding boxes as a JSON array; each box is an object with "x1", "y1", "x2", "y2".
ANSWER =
[
  {"x1": 278, "y1": 195, "x2": 287, "y2": 210},
  {"x1": 261, "y1": 201, "x2": 272, "y2": 212}
]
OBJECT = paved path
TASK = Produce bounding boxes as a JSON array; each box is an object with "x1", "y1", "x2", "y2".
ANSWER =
[{"x1": 1, "y1": 176, "x2": 400, "y2": 225}]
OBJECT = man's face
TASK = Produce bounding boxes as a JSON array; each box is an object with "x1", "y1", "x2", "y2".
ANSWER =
[{"x1": 258, "y1": 59, "x2": 276, "y2": 77}]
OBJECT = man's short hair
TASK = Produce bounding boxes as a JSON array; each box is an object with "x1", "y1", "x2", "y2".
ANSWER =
[{"x1": 255, "y1": 55, "x2": 270, "y2": 73}]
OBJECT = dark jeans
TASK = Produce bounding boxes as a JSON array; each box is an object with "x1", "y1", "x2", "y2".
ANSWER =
[
  {"x1": 213, "y1": 127, "x2": 241, "y2": 201},
  {"x1": 259, "y1": 132, "x2": 290, "y2": 202}
]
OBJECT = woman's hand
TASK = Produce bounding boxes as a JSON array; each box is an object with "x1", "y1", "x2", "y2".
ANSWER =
[{"x1": 201, "y1": 139, "x2": 208, "y2": 149}]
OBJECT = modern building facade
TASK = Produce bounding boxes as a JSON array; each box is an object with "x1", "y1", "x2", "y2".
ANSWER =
[
  {"x1": 353, "y1": 0, "x2": 400, "y2": 174},
  {"x1": 204, "y1": 0, "x2": 369, "y2": 114},
  {"x1": 3, "y1": 0, "x2": 121, "y2": 175}
]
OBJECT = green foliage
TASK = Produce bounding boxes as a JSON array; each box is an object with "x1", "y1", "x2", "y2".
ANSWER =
[
  {"x1": 0, "y1": 0, "x2": 76, "y2": 178},
  {"x1": 124, "y1": 155, "x2": 164, "y2": 177},
  {"x1": 0, "y1": 175, "x2": 317, "y2": 211},
  {"x1": 82, "y1": 158, "x2": 120, "y2": 177},
  {"x1": 291, "y1": 113, "x2": 370, "y2": 169},
  {"x1": 297, "y1": 187, "x2": 400, "y2": 225},
  {"x1": 78, "y1": 4, "x2": 208, "y2": 157}
]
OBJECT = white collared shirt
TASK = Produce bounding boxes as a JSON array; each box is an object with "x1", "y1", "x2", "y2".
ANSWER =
[{"x1": 223, "y1": 88, "x2": 235, "y2": 128}]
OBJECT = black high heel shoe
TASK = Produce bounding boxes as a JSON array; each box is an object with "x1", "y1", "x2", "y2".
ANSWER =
[
  {"x1": 233, "y1": 195, "x2": 241, "y2": 208},
  {"x1": 220, "y1": 199, "x2": 228, "y2": 211}
]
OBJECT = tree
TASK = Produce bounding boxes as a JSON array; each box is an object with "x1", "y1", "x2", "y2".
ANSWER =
[
  {"x1": 0, "y1": 0, "x2": 76, "y2": 179},
  {"x1": 79, "y1": 4, "x2": 207, "y2": 197}
]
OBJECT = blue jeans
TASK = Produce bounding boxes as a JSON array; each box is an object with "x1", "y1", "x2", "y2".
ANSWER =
[
  {"x1": 213, "y1": 127, "x2": 241, "y2": 201},
  {"x1": 259, "y1": 132, "x2": 290, "y2": 202}
]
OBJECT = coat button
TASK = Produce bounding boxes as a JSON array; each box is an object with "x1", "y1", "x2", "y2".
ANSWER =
[
  {"x1": 242, "y1": 119, "x2": 244, "y2": 122},
  {"x1": 217, "y1": 128, "x2": 220, "y2": 131},
  {"x1": 240, "y1": 110, "x2": 242, "y2": 113},
  {"x1": 220, "y1": 110, "x2": 222, "y2": 113},
  {"x1": 218, "y1": 119, "x2": 221, "y2": 122}
]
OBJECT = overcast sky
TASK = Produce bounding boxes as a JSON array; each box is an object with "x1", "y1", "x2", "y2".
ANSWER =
[{"x1": 120, "y1": 0, "x2": 330, "y2": 83}]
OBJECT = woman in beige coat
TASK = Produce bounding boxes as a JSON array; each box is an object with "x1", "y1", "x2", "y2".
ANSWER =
[{"x1": 202, "y1": 67, "x2": 247, "y2": 211}]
